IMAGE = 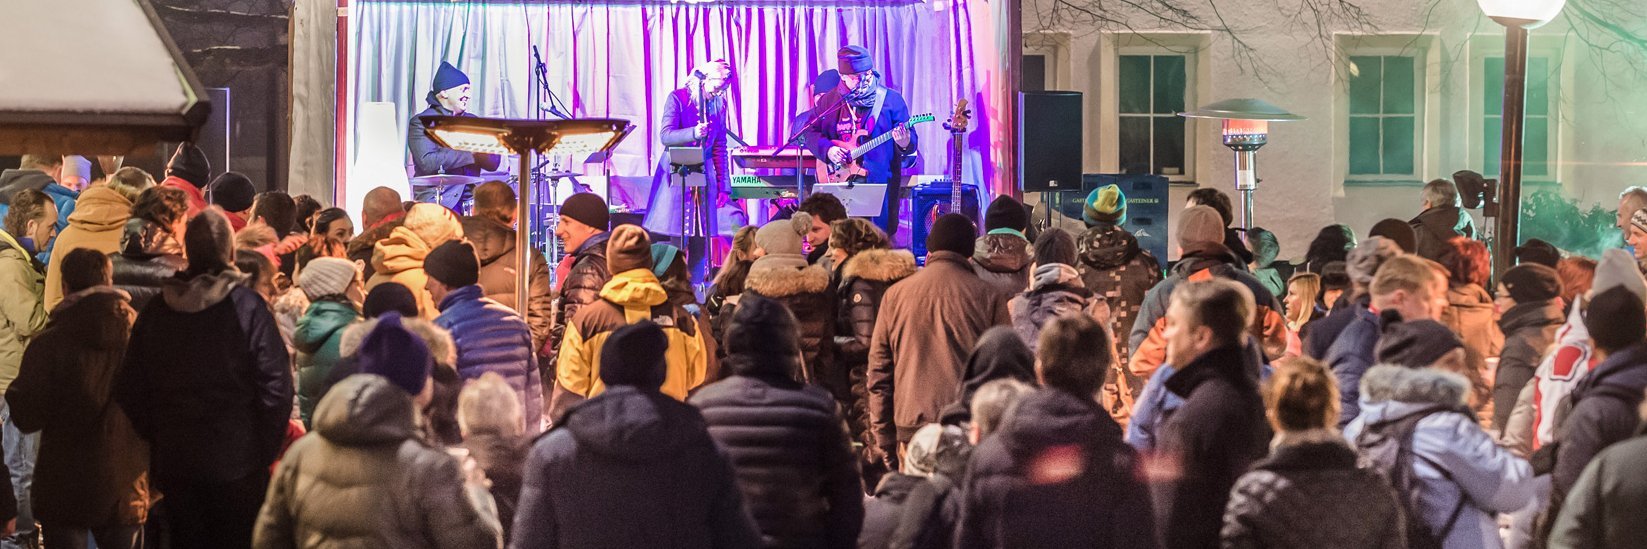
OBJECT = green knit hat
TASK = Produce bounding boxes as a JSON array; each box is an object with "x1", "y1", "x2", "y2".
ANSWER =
[{"x1": 1083, "y1": 184, "x2": 1126, "y2": 226}]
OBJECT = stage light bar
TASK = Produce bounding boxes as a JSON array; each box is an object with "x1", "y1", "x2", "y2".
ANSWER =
[
  {"x1": 429, "y1": 128, "x2": 512, "y2": 156},
  {"x1": 419, "y1": 115, "x2": 632, "y2": 156}
]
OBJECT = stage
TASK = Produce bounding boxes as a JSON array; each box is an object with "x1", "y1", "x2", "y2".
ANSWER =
[{"x1": 330, "y1": 0, "x2": 1018, "y2": 241}]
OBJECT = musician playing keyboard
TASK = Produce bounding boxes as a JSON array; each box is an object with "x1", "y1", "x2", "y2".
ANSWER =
[
  {"x1": 407, "y1": 62, "x2": 499, "y2": 205},
  {"x1": 803, "y1": 45, "x2": 918, "y2": 238}
]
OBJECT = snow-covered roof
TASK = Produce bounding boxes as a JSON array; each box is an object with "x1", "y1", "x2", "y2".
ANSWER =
[{"x1": 0, "y1": 0, "x2": 209, "y2": 153}]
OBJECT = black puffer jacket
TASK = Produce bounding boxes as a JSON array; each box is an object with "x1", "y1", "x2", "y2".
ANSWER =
[
  {"x1": 955, "y1": 388, "x2": 1154, "y2": 549},
  {"x1": 832, "y1": 248, "x2": 915, "y2": 483},
  {"x1": 690, "y1": 354, "x2": 862, "y2": 549},
  {"x1": 546, "y1": 231, "x2": 610, "y2": 368},
  {"x1": 1221, "y1": 436, "x2": 1405, "y2": 549},
  {"x1": 971, "y1": 233, "x2": 1031, "y2": 294},
  {"x1": 743, "y1": 255, "x2": 836, "y2": 393},
  {"x1": 1075, "y1": 224, "x2": 1161, "y2": 400},
  {"x1": 511, "y1": 386, "x2": 761, "y2": 549},
  {"x1": 109, "y1": 218, "x2": 184, "y2": 312}
]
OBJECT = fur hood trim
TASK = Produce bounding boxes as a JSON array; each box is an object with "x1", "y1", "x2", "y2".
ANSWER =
[
  {"x1": 340, "y1": 315, "x2": 457, "y2": 366},
  {"x1": 842, "y1": 248, "x2": 916, "y2": 282},
  {"x1": 746, "y1": 262, "x2": 831, "y2": 298},
  {"x1": 1359, "y1": 364, "x2": 1469, "y2": 407}
]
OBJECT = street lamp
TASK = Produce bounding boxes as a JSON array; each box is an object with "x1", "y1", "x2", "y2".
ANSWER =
[
  {"x1": 421, "y1": 116, "x2": 633, "y2": 313},
  {"x1": 1479, "y1": 0, "x2": 1566, "y2": 278},
  {"x1": 1179, "y1": 98, "x2": 1305, "y2": 229}
]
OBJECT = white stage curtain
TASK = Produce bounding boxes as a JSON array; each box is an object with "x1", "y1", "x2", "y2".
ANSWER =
[
  {"x1": 346, "y1": 0, "x2": 1007, "y2": 205},
  {"x1": 289, "y1": 0, "x2": 337, "y2": 205}
]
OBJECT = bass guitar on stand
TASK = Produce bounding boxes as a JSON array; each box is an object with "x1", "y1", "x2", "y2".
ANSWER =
[{"x1": 929, "y1": 99, "x2": 979, "y2": 222}]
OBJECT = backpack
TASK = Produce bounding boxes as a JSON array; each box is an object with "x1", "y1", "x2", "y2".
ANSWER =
[
  {"x1": 1355, "y1": 405, "x2": 1472, "y2": 549},
  {"x1": 1529, "y1": 382, "x2": 1641, "y2": 474}
]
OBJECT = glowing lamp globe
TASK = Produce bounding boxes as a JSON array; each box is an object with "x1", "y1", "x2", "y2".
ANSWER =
[{"x1": 1477, "y1": 0, "x2": 1567, "y2": 28}]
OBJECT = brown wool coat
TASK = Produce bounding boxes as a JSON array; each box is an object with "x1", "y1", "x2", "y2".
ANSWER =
[{"x1": 867, "y1": 251, "x2": 1011, "y2": 455}]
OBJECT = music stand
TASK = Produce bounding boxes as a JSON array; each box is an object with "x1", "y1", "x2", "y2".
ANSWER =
[
  {"x1": 422, "y1": 115, "x2": 633, "y2": 315},
  {"x1": 668, "y1": 147, "x2": 708, "y2": 241}
]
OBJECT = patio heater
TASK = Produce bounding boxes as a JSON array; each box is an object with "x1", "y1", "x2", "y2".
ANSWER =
[
  {"x1": 1478, "y1": 0, "x2": 1565, "y2": 277},
  {"x1": 421, "y1": 116, "x2": 633, "y2": 312},
  {"x1": 1179, "y1": 98, "x2": 1305, "y2": 229}
]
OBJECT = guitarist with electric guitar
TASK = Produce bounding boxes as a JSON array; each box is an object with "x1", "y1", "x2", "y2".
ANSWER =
[{"x1": 805, "y1": 45, "x2": 921, "y2": 237}]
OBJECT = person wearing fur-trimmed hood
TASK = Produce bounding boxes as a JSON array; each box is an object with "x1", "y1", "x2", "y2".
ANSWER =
[{"x1": 741, "y1": 213, "x2": 837, "y2": 391}]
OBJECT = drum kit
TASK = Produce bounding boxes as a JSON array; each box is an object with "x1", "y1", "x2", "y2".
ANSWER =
[{"x1": 409, "y1": 156, "x2": 591, "y2": 263}]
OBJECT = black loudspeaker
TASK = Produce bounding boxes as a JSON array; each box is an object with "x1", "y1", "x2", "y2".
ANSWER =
[{"x1": 1018, "y1": 91, "x2": 1082, "y2": 193}]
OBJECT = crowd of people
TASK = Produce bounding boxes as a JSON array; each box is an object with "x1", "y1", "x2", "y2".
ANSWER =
[{"x1": 2, "y1": 145, "x2": 1647, "y2": 549}]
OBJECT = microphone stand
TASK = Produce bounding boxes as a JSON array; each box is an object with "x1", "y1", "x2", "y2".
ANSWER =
[{"x1": 776, "y1": 90, "x2": 848, "y2": 200}]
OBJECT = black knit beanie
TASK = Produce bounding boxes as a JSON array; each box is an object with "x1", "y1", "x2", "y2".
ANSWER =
[
  {"x1": 725, "y1": 294, "x2": 801, "y2": 363},
  {"x1": 166, "y1": 142, "x2": 211, "y2": 188},
  {"x1": 927, "y1": 213, "x2": 977, "y2": 256},
  {"x1": 424, "y1": 240, "x2": 480, "y2": 288},
  {"x1": 1586, "y1": 286, "x2": 1647, "y2": 353},
  {"x1": 209, "y1": 172, "x2": 256, "y2": 212},
  {"x1": 560, "y1": 192, "x2": 610, "y2": 230},
  {"x1": 363, "y1": 282, "x2": 420, "y2": 319},
  {"x1": 1375, "y1": 310, "x2": 1465, "y2": 369},
  {"x1": 1500, "y1": 263, "x2": 1561, "y2": 304},
  {"x1": 983, "y1": 195, "x2": 1028, "y2": 233},
  {"x1": 600, "y1": 321, "x2": 669, "y2": 390}
]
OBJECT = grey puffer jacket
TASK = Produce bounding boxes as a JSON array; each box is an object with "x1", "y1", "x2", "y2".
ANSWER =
[
  {"x1": 1343, "y1": 366, "x2": 1535, "y2": 549},
  {"x1": 971, "y1": 232, "x2": 1031, "y2": 294},
  {"x1": 253, "y1": 374, "x2": 503, "y2": 549}
]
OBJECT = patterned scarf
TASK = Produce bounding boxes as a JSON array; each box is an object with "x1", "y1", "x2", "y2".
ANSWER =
[{"x1": 843, "y1": 71, "x2": 881, "y2": 108}]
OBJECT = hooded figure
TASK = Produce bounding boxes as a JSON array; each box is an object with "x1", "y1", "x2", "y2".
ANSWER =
[
  {"x1": 1344, "y1": 366, "x2": 1535, "y2": 549},
  {"x1": 115, "y1": 210, "x2": 293, "y2": 547},
  {"x1": 955, "y1": 386, "x2": 1154, "y2": 549},
  {"x1": 554, "y1": 225, "x2": 707, "y2": 412},
  {"x1": 1075, "y1": 185, "x2": 1163, "y2": 404},
  {"x1": 972, "y1": 195, "x2": 1033, "y2": 293},
  {"x1": 1008, "y1": 263, "x2": 1109, "y2": 355},
  {"x1": 254, "y1": 315, "x2": 503, "y2": 549},
  {"x1": 689, "y1": 295, "x2": 863, "y2": 548},
  {"x1": 938, "y1": 326, "x2": 1035, "y2": 427},
  {"x1": 43, "y1": 185, "x2": 130, "y2": 309},
  {"x1": 366, "y1": 203, "x2": 464, "y2": 318},
  {"x1": 512, "y1": 322, "x2": 762, "y2": 549},
  {"x1": 742, "y1": 214, "x2": 836, "y2": 392}
]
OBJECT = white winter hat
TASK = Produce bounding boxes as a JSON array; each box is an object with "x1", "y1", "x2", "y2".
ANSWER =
[{"x1": 299, "y1": 257, "x2": 359, "y2": 300}]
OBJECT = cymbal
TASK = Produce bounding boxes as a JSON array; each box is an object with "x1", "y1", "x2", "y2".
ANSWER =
[{"x1": 410, "y1": 174, "x2": 485, "y2": 187}]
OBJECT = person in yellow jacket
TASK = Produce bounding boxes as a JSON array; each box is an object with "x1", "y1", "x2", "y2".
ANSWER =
[
  {"x1": 365, "y1": 203, "x2": 464, "y2": 319},
  {"x1": 554, "y1": 225, "x2": 707, "y2": 415}
]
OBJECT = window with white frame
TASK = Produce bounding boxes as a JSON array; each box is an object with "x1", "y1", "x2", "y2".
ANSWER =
[
  {"x1": 1117, "y1": 54, "x2": 1190, "y2": 178},
  {"x1": 1347, "y1": 54, "x2": 1421, "y2": 178},
  {"x1": 1482, "y1": 55, "x2": 1554, "y2": 180}
]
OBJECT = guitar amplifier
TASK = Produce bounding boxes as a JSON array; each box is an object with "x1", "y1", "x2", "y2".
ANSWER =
[{"x1": 909, "y1": 181, "x2": 982, "y2": 258}]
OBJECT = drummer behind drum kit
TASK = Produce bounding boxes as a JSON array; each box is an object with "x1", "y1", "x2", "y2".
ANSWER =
[{"x1": 409, "y1": 156, "x2": 597, "y2": 260}]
